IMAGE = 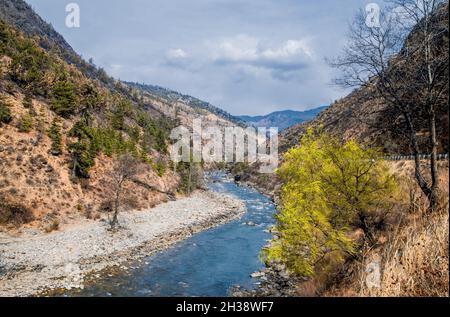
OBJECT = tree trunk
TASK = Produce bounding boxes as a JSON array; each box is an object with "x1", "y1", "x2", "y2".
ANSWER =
[
  {"x1": 358, "y1": 212, "x2": 374, "y2": 244},
  {"x1": 404, "y1": 111, "x2": 436, "y2": 211},
  {"x1": 423, "y1": 13, "x2": 439, "y2": 212},
  {"x1": 428, "y1": 106, "x2": 439, "y2": 211},
  {"x1": 72, "y1": 157, "x2": 78, "y2": 178},
  {"x1": 187, "y1": 162, "x2": 192, "y2": 195},
  {"x1": 111, "y1": 182, "x2": 122, "y2": 228}
]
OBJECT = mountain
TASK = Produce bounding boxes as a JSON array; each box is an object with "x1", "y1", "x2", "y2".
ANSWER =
[
  {"x1": 0, "y1": 0, "x2": 237, "y2": 229},
  {"x1": 281, "y1": 4, "x2": 449, "y2": 155},
  {"x1": 124, "y1": 82, "x2": 245, "y2": 127},
  {"x1": 0, "y1": 0, "x2": 118, "y2": 90},
  {"x1": 238, "y1": 106, "x2": 327, "y2": 131},
  {"x1": 234, "y1": 2, "x2": 448, "y2": 197}
]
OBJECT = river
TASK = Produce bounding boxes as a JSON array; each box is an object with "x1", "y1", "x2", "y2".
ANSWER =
[{"x1": 63, "y1": 172, "x2": 276, "y2": 297}]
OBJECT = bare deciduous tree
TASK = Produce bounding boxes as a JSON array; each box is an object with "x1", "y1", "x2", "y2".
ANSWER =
[
  {"x1": 109, "y1": 153, "x2": 140, "y2": 229},
  {"x1": 330, "y1": 0, "x2": 449, "y2": 211}
]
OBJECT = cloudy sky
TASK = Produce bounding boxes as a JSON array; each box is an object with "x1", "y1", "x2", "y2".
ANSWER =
[{"x1": 25, "y1": 0, "x2": 370, "y2": 115}]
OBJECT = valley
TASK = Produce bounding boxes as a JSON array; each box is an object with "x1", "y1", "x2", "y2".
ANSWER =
[{"x1": 0, "y1": 0, "x2": 448, "y2": 300}]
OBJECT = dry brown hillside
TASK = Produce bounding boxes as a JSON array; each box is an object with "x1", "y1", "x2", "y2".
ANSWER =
[
  {"x1": 0, "y1": 76, "x2": 180, "y2": 231},
  {"x1": 0, "y1": 2, "x2": 242, "y2": 232}
]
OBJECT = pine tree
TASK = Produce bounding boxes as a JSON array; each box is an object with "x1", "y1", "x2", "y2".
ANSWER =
[
  {"x1": 48, "y1": 117, "x2": 63, "y2": 156},
  {"x1": 110, "y1": 100, "x2": 129, "y2": 130},
  {"x1": 9, "y1": 39, "x2": 50, "y2": 94},
  {"x1": 80, "y1": 83, "x2": 101, "y2": 125},
  {"x1": 67, "y1": 139, "x2": 95, "y2": 178},
  {"x1": 51, "y1": 72, "x2": 77, "y2": 117},
  {"x1": 67, "y1": 120, "x2": 97, "y2": 179},
  {"x1": 0, "y1": 95, "x2": 12, "y2": 126}
]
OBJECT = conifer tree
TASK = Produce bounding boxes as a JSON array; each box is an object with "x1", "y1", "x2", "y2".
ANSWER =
[
  {"x1": 0, "y1": 95, "x2": 12, "y2": 126},
  {"x1": 48, "y1": 117, "x2": 63, "y2": 156},
  {"x1": 51, "y1": 71, "x2": 77, "y2": 117}
]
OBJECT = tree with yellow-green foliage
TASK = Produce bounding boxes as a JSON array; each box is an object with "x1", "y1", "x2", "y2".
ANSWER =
[{"x1": 263, "y1": 129, "x2": 397, "y2": 277}]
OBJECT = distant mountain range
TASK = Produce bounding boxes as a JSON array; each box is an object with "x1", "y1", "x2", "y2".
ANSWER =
[{"x1": 238, "y1": 106, "x2": 328, "y2": 131}]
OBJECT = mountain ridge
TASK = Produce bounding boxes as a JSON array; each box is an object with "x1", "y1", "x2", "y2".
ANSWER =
[
  {"x1": 238, "y1": 106, "x2": 327, "y2": 131},
  {"x1": 0, "y1": 0, "x2": 240, "y2": 126},
  {"x1": 0, "y1": 0, "x2": 228, "y2": 229},
  {"x1": 124, "y1": 81, "x2": 245, "y2": 127}
]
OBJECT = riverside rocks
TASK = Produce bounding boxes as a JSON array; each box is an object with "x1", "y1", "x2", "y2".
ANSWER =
[
  {"x1": 232, "y1": 265, "x2": 302, "y2": 297},
  {"x1": 0, "y1": 191, "x2": 246, "y2": 297}
]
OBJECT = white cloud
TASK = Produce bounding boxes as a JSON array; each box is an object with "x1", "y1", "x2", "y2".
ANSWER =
[
  {"x1": 211, "y1": 34, "x2": 313, "y2": 69},
  {"x1": 166, "y1": 48, "x2": 188, "y2": 59},
  {"x1": 261, "y1": 39, "x2": 312, "y2": 60},
  {"x1": 215, "y1": 34, "x2": 260, "y2": 62}
]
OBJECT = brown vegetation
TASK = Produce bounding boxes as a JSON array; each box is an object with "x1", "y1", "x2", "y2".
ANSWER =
[
  {"x1": 323, "y1": 161, "x2": 449, "y2": 297},
  {"x1": 0, "y1": 192, "x2": 34, "y2": 226}
]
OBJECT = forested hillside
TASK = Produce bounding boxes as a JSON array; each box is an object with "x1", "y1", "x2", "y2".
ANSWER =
[
  {"x1": 126, "y1": 82, "x2": 244, "y2": 127},
  {"x1": 0, "y1": 0, "x2": 233, "y2": 229},
  {"x1": 0, "y1": 15, "x2": 184, "y2": 228}
]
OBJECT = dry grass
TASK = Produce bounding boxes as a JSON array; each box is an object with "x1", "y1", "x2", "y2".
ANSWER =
[
  {"x1": 367, "y1": 167, "x2": 449, "y2": 297},
  {"x1": 360, "y1": 210, "x2": 448, "y2": 296},
  {"x1": 0, "y1": 193, "x2": 35, "y2": 226},
  {"x1": 324, "y1": 160, "x2": 449, "y2": 297}
]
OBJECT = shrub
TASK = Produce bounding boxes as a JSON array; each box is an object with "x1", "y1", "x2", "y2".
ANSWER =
[
  {"x1": 17, "y1": 112, "x2": 33, "y2": 132},
  {"x1": 263, "y1": 129, "x2": 397, "y2": 277},
  {"x1": 155, "y1": 160, "x2": 166, "y2": 177},
  {"x1": 0, "y1": 194, "x2": 35, "y2": 226},
  {"x1": 361, "y1": 211, "x2": 448, "y2": 297},
  {"x1": 126, "y1": 124, "x2": 140, "y2": 144},
  {"x1": 80, "y1": 203, "x2": 97, "y2": 220},
  {"x1": 41, "y1": 214, "x2": 60, "y2": 233},
  {"x1": 0, "y1": 96, "x2": 13, "y2": 126},
  {"x1": 23, "y1": 92, "x2": 33, "y2": 109},
  {"x1": 98, "y1": 200, "x2": 113, "y2": 214},
  {"x1": 0, "y1": 21, "x2": 11, "y2": 54}
]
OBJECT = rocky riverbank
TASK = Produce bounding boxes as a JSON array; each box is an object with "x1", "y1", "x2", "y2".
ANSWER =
[
  {"x1": 231, "y1": 265, "x2": 307, "y2": 297},
  {"x1": 0, "y1": 191, "x2": 246, "y2": 297}
]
